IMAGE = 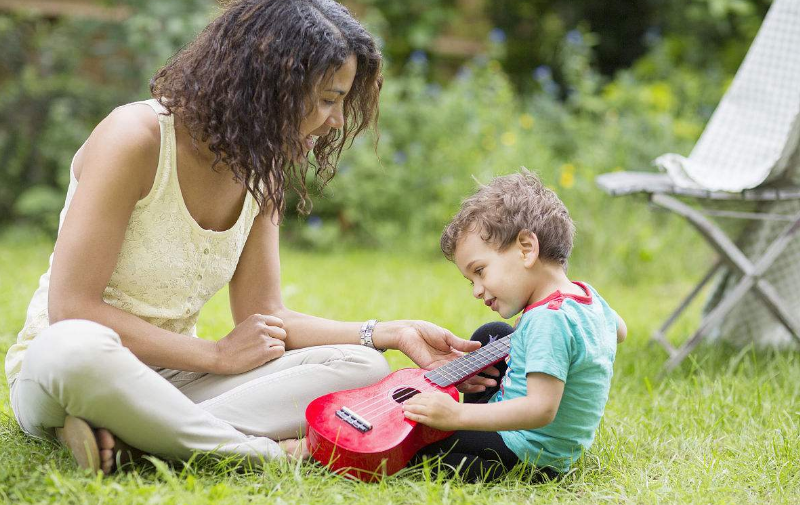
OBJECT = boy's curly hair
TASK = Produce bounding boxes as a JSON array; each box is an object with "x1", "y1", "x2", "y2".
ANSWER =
[
  {"x1": 150, "y1": 0, "x2": 382, "y2": 219},
  {"x1": 441, "y1": 169, "x2": 575, "y2": 269}
]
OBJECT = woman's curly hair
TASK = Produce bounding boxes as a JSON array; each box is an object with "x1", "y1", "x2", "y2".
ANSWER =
[{"x1": 150, "y1": 0, "x2": 382, "y2": 219}]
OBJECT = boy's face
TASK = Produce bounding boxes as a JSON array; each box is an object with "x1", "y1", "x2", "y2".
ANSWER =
[{"x1": 453, "y1": 230, "x2": 536, "y2": 319}]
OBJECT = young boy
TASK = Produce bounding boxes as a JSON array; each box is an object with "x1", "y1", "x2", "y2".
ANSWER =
[{"x1": 403, "y1": 170, "x2": 626, "y2": 482}]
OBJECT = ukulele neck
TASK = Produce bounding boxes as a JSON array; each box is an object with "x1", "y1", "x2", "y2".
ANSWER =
[{"x1": 423, "y1": 335, "x2": 511, "y2": 388}]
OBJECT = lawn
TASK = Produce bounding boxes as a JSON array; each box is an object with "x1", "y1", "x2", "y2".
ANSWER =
[{"x1": 1, "y1": 231, "x2": 799, "y2": 504}]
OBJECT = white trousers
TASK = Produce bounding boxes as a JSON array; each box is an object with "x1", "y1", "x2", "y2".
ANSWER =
[{"x1": 9, "y1": 319, "x2": 390, "y2": 461}]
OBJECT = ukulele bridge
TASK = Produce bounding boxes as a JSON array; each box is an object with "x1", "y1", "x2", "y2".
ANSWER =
[{"x1": 335, "y1": 406, "x2": 373, "y2": 433}]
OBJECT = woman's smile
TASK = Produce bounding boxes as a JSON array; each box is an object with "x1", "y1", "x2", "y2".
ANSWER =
[{"x1": 304, "y1": 135, "x2": 319, "y2": 152}]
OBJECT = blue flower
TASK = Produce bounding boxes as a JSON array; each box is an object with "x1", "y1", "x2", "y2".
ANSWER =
[
  {"x1": 489, "y1": 28, "x2": 506, "y2": 44},
  {"x1": 644, "y1": 27, "x2": 661, "y2": 46},
  {"x1": 409, "y1": 50, "x2": 428, "y2": 65},
  {"x1": 566, "y1": 29, "x2": 583, "y2": 46},
  {"x1": 456, "y1": 66, "x2": 473, "y2": 81},
  {"x1": 393, "y1": 151, "x2": 407, "y2": 165},
  {"x1": 307, "y1": 215, "x2": 323, "y2": 228},
  {"x1": 533, "y1": 65, "x2": 552, "y2": 81}
]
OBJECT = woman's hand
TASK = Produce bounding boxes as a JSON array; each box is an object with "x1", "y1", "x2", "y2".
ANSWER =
[
  {"x1": 382, "y1": 320, "x2": 499, "y2": 393},
  {"x1": 389, "y1": 320, "x2": 480, "y2": 369},
  {"x1": 403, "y1": 391, "x2": 464, "y2": 431},
  {"x1": 213, "y1": 314, "x2": 286, "y2": 375}
]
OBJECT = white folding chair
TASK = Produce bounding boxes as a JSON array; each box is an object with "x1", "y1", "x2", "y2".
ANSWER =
[{"x1": 596, "y1": 0, "x2": 800, "y2": 373}]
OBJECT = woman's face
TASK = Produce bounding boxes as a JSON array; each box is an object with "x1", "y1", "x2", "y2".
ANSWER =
[{"x1": 300, "y1": 54, "x2": 358, "y2": 152}]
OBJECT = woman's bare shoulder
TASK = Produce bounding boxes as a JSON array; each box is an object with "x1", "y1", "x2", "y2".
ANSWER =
[{"x1": 73, "y1": 103, "x2": 162, "y2": 199}]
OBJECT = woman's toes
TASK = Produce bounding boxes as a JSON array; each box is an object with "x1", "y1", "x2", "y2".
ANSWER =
[
  {"x1": 95, "y1": 429, "x2": 116, "y2": 475},
  {"x1": 100, "y1": 449, "x2": 114, "y2": 473},
  {"x1": 96, "y1": 428, "x2": 115, "y2": 450}
]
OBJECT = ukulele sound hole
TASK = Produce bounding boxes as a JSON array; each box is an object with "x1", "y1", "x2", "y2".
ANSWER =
[{"x1": 391, "y1": 387, "x2": 421, "y2": 403}]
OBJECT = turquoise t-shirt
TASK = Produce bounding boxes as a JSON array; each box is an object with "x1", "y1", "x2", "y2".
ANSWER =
[{"x1": 490, "y1": 282, "x2": 617, "y2": 472}]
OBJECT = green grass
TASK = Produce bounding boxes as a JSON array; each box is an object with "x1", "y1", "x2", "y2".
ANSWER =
[{"x1": 1, "y1": 231, "x2": 799, "y2": 504}]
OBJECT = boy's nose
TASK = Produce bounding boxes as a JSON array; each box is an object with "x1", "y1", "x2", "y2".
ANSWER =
[{"x1": 472, "y1": 284, "x2": 484, "y2": 299}]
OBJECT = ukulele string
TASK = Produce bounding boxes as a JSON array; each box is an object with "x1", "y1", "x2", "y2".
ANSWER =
[
  {"x1": 333, "y1": 343, "x2": 509, "y2": 422},
  {"x1": 361, "y1": 354, "x2": 497, "y2": 421},
  {"x1": 351, "y1": 350, "x2": 505, "y2": 420},
  {"x1": 351, "y1": 376, "x2": 438, "y2": 419},
  {"x1": 364, "y1": 351, "x2": 508, "y2": 421},
  {"x1": 359, "y1": 378, "x2": 441, "y2": 421}
]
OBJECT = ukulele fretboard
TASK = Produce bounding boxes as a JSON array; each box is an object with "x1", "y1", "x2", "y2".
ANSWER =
[{"x1": 424, "y1": 334, "x2": 511, "y2": 387}]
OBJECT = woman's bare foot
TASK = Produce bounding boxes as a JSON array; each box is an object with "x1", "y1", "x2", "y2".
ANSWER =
[
  {"x1": 278, "y1": 438, "x2": 311, "y2": 461},
  {"x1": 56, "y1": 417, "x2": 144, "y2": 475},
  {"x1": 96, "y1": 428, "x2": 116, "y2": 475}
]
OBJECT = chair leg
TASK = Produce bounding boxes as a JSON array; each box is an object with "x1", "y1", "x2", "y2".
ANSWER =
[
  {"x1": 752, "y1": 278, "x2": 800, "y2": 345},
  {"x1": 651, "y1": 259, "x2": 723, "y2": 357},
  {"x1": 651, "y1": 194, "x2": 800, "y2": 372},
  {"x1": 747, "y1": 214, "x2": 800, "y2": 345},
  {"x1": 662, "y1": 274, "x2": 756, "y2": 375}
]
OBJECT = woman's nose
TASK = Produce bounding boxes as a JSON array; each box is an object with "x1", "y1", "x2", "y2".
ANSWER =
[
  {"x1": 326, "y1": 105, "x2": 344, "y2": 129},
  {"x1": 472, "y1": 284, "x2": 484, "y2": 299}
]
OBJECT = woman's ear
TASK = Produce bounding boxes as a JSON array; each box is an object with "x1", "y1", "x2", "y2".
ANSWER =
[{"x1": 517, "y1": 230, "x2": 539, "y2": 268}]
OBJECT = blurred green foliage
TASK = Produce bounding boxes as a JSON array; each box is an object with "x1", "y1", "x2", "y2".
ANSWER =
[
  {"x1": 286, "y1": 27, "x2": 727, "y2": 283},
  {"x1": 0, "y1": 0, "x2": 772, "y2": 281},
  {"x1": 0, "y1": 0, "x2": 211, "y2": 231}
]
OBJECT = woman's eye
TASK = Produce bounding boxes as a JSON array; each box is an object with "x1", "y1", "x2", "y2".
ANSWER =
[
  {"x1": 322, "y1": 99, "x2": 336, "y2": 106},
  {"x1": 475, "y1": 268, "x2": 484, "y2": 276}
]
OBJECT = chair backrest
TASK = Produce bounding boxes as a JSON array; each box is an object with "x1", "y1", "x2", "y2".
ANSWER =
[{"x1": 657, "y1": 0, "x2": 800, "y2": 192}]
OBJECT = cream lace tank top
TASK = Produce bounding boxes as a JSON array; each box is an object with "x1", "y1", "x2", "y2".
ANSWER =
[{"x1": 5, "y1": 99, "x2": 260, "y2": 385}]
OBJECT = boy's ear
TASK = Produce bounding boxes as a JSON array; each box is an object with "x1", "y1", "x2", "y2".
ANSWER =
[{"x1": 516, "y1": 230, "x2": 539, "y2": 268}]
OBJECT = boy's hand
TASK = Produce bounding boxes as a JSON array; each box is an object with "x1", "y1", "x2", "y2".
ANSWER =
[
  {"x1": 402, "y1": 391, "x2": 463, "y2": 431},
  {"x1": 457, "y1": 365, "x2": 500, "y2": 393}
]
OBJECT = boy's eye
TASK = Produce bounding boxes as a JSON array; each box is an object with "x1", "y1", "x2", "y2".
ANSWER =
[{"x1": 475, "y1": 267, "x2": 484, "y2": 276}]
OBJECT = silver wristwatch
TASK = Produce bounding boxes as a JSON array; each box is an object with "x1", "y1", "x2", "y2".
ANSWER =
[{"x1": 359, "y1": 319, "x2": 385, "y2": 352}]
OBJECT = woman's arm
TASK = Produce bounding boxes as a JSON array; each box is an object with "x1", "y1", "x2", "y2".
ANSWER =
[
  {"x1": 48, "y1": 105, "x2": 278, "y2": 375},
  {"x1": 403, "y1": 372, "x2": 565, "y2": 431},
  {"x1": 228, "y1": 211, "x2": 367, "y2": 348},
  {"x1": 228, "y1": 212, "x2": 492, "y2": 375}
]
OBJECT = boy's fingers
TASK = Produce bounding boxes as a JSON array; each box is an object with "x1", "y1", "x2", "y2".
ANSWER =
[
  {"x1": 402, "y1": 403, "x2": 423, "y2": 414},
  {"x1": 480, "y1": 366, "x2": 501, "y2": 377},
  {"x1": 404, "y1": 411, "x2": 422, "y2": 422},
  {"x1": 457, "y1": 383, "x2": 487, "y2": 393}
]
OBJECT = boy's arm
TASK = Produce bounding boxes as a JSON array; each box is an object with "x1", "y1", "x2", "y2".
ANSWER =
[
  {"x1": 403, "y1": 372, "x2": 564, "y2": 432},
  {"x1": 616, "y1": 313, "x2": 627, "y2": 343}
]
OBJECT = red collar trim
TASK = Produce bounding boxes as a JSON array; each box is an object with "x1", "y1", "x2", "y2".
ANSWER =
[{"x1": 522, "y1": 281, "x2": 592, "y2": 313}]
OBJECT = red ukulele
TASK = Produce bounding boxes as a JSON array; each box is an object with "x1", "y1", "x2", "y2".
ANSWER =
[{"x1": 305, "y1": 334, "x2": 512, "y2": 482}]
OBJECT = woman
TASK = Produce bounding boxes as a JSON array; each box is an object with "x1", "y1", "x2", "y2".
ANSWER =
[{"x1": 6, "y1": 0, "x2": 495, "y2": 475}]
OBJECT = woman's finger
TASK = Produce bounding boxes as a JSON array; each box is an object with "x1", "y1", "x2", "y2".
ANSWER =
[
  {"x1": 266, "y1": 337, "x2": 286, "y2": 347},
  {"x1": 260, "y1": 324, "x2": 287, "y2": 340},
  {"x1": 446, "y1": 333, "x2": 481, "y2": 352},
  {"x1": 256, "y1": 314, "x2": 284, "y2": 327}
]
